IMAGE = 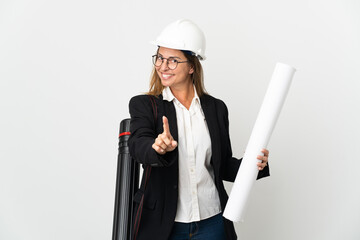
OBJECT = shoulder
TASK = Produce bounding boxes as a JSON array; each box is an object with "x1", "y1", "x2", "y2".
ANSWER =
[
  {"x1": 129, "y1": 94, "x2": 149, "y2": 105},
  {"x1": 128, "y1": 95, "x2": 153, "y2": 117},
  {"x1": 129, "y1": 94, "x2": 162, "y2": 107},
  {"x1": 201, "y1": 94, "x2": 228, "y2": 112}
]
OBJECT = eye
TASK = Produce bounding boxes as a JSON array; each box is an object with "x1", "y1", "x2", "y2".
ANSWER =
[
  {"x1": 157, "y1": 56, "x2": 164, "y2": 61},
  {"x1": 168, "y1": 58, "x2": 178, "y2": 64}
]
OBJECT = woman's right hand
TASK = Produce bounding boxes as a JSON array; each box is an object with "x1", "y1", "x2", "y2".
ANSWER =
[{"x1": 152, "y1": 116, "x2": 178, "y2": 155}]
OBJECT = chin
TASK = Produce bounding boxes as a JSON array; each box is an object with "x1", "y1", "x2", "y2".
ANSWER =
[{"x1": 161, "y1": 79, "x2": 173, "y2": 87}]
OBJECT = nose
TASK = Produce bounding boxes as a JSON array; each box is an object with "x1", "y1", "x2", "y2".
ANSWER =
[{"x1": 160, "y1": 59, "x2": 169, "y2": 71}]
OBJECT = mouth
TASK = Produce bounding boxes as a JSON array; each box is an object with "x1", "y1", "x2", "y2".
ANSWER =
[{"x1": 160, "y1": 72, "x2": 174, "y2": 80}]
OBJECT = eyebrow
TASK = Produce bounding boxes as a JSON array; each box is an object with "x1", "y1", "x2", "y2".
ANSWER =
[{"x1": 157, "y1": 53, "x2": 181, "y2": 59}]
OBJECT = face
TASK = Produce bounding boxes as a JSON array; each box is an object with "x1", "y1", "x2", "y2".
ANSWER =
[{"x1": 155, "y1": 47, "x2": 194, "y2": 90}]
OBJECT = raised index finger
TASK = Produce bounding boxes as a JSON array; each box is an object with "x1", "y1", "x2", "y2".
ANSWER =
[{"x1": 162, "y1": 116, "x2": 171, "y2": 136}]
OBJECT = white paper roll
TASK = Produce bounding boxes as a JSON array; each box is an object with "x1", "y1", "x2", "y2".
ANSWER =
[{"x1": 223, "y1": 62, "x2": 296, "y2": 222}]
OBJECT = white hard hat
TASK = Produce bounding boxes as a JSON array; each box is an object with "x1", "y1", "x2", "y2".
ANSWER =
[{"x1": 151, "y1": 19, "x2": 206, "y2": 60}]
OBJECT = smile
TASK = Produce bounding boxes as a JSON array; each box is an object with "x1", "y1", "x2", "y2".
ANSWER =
[{"x1": 161, "y1": 73, "x2": 174, "y2": 80}]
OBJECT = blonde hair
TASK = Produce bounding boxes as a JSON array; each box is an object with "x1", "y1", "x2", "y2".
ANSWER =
[{"x1": 147, "y1": 50, "x2": 207, "y2": 97}]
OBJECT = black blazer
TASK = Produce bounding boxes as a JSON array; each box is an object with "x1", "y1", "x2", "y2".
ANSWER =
[{"x1": 128, "y1": 94, "x2": 269, "y2": 240}]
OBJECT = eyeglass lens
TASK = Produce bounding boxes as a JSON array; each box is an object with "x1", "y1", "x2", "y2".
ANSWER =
[{"x1": 152, "y1": 55, "x2": 178, "y2": 70}]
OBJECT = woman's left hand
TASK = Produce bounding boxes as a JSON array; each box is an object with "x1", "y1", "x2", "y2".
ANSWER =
[{"x1": 257, "y1": 149, "x2": 269, "y2": 171}]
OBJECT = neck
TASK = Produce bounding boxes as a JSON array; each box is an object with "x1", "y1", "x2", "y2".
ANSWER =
[{"x1": 170, "y1": 81, "x2": 194, "y2": 110}]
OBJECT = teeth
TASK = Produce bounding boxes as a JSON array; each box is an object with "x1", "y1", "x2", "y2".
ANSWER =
[{"x1": 162, "y1": 73, "x2": 172, "y2": 78}]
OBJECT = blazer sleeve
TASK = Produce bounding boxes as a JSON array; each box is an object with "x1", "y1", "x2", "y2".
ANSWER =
[
  {"x1": 128, "y1": 95, "x2": 176, "y2": 167},
  {"x1": 218, "y1": 99, "x2": 270, "y2": 182}
]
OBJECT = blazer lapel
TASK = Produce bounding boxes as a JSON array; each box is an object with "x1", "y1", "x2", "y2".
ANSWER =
[
  {"x1": 161, "y1": 96, "x2": 178, "y2": 142},
  {"x1": 161, "y1": 96, "x2": 179, "y2": 189},
  {"x1": 200, "y1": 95, "x2": 221, "y2": 174}
]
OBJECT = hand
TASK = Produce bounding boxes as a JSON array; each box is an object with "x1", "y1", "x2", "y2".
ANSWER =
[
  {"x1": 257, "y1": 148, "x2": 269, "y2": 171},
  {"x1": 152, "y1": 116, "x2": 178, "y2": 155}
]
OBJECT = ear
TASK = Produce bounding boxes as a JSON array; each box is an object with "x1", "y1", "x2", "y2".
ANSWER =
[{"x1": 189, "y1": 66, "x2": 194, "y2": 74}]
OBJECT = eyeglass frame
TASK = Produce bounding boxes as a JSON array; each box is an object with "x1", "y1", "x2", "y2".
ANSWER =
[{"x1": 152, "y1": 55, "x2": 189, "y2": 70}]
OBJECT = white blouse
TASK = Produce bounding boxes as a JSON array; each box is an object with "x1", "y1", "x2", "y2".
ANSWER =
[{"x1": 162, "y1": 86, "x2": 222, "y2": 223}]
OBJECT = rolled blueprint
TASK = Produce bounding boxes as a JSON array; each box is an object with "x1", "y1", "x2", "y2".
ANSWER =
[{"x1": 223, "y1": 62, "x2": 296, "y2": 222}]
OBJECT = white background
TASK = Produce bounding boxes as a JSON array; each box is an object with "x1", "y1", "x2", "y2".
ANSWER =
[{"x1": 1, "y1": 0, "x2": 359, "y2": 239}]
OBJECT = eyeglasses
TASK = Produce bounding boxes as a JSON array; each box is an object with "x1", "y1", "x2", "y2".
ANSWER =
[{"x1": 152, "y1": 55, "x2": 188, "y2": 70}]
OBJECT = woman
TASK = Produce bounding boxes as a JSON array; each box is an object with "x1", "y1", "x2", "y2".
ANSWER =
[{"x1": 128, "y1": 19, "x2": 270, "y2": 240}]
